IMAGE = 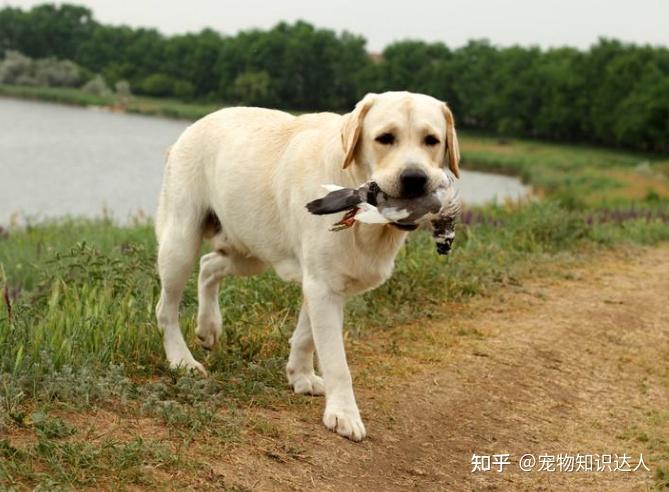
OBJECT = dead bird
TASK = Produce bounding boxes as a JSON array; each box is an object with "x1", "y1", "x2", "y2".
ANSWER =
[{"x1": 306, "y1": 175, "x2": 461, "y2": 255}]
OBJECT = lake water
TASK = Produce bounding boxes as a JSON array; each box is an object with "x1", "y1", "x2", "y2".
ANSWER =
[{"x1": 0, "y1": 98, "x2": 529, "y2": 225}]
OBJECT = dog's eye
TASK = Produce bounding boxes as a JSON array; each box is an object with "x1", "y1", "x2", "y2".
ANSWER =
[
  {"x1": 424, "y1": 135, "x2": 440, "y2": 146},
  {"x1": 375, "y1": 133, "x2": 396, "y2": 145}
]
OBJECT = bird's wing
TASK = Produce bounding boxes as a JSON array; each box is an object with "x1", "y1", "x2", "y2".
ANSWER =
[{"x1": 306, "y1": 187, "x2": 365, "y2": 215}]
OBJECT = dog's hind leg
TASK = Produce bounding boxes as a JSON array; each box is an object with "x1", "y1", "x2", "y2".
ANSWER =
[
  {"x1": 156, "y1": 212, "x2": 205, "y2": 375},
  {"x1": 195, "y1": 252, "x2": 226, "y2": 350},
  {"x1": 196, "y1": 246, "x2": 266, "y2": 350},
  {"x1": 286, "y1": 302, "x2": 325, "y2": 396}
]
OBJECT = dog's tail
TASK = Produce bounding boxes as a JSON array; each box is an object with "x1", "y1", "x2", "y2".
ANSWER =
[{"x1": 154, "y1": 146, "x2": 173, "y2": 241}]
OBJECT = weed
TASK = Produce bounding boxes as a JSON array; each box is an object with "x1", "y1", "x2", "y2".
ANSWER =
[{"x1": 31, "y1": 412, "x2": 77, "y2": 439}]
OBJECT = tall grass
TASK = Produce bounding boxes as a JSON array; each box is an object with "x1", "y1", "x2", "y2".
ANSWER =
[{"x1": 2, "y1": 201, "x2": 669, "y2": 409}]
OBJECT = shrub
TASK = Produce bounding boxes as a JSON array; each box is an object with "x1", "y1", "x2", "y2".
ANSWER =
[
  {"x1": 34, "y1": 57, "x2": 81, "y2": 87},
  {"x1": 14, "y1": 74, "x2": 38, "y2": 86},
  {"x1": 139, "y1": 73, "x2": 174, "y2": 97},
  {"x1": 0, "y1": 51, "x2": 82, "y2": 88},
  {"x1": 0, "y1": 50, "x2": 33, "y2": 85},
  {"x1": 0, "y1": 51, "x2": 81, "y2": 87},
  {"x1": 114, "y1": 79, "x2": 132, "y2": 98},
  {"x1": 81, "y1": 74, "x2": 112, "y2": 97},
  {"x1": 172, "y1": 80, "x2": 195, "y2": 99},
  {"x1": 232, "y1": 70, "x2": 273, "y2": 106},
  {"x1": 114, "y1": 79, "x2": 132, "y2": 105}
]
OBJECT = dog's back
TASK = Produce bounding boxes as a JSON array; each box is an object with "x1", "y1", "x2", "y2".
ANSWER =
[
  {"x1": 156, "y1": 106, "x2": 345, "y2": 269},
  {"x1": 156, "y1": 107, "x2": 295, "y2": 243}
]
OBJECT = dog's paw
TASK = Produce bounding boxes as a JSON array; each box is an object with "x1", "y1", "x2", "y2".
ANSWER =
[
  {"x1": 169, "y1": 357, "x2": 208, "y2": 377},
  {"x1": 196, "y1": 313, "x2": 222, "y2": 351},
  {"x1": 323, "y1": 406, "x2": 366, "y2": 442},
  {"x1": 289, "y1": 372, "x2": 325, "y2": 396}
]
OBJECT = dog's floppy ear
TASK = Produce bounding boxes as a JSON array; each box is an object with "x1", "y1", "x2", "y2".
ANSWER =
[
  {"x1": 341, "y1": 93, "x2": 375, "y2": 169},
  {"x1": 442, "y1": 103, "x2": 460, "y2": 178}
]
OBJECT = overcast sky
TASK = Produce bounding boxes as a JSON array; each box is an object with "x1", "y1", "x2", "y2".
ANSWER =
[{"x1": 5, "y1": 0, "x2": 669, "y2": 52}]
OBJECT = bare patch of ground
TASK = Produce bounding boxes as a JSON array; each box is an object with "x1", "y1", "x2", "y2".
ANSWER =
[{"x1": 199, "y1": 246, "x2": 669, "y2": 490}]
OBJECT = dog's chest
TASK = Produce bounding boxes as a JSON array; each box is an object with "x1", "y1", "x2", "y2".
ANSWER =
[
  {"x1": 338, "y1": 228, "x2": 406, "y2": 296},
  {"x1": 342, "y1": 260, "x2": 395, "y2": 296}
]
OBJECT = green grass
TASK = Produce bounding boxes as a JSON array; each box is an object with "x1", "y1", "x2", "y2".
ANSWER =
[
  {"x1": 124, "y1": 96, "x2": 221, "y2": 120},
  {"x1": 0, "y1": 435, "x2": 200, "y2": 489},
  {"x1": 1, "y1": 119, "x2": 669, "y2": 487},
  {"x1": 462, "y1": 134, "x2": 669, "y2": 207},
  {"x1": 0, "y1": 84, "x2": 221, "y2": 120},
  {"x1": 2, "y1": 202, "x2": 668, "y2": 407},
  {"x1": 0, "y1": 83, "x2": 115, "y2": 107}
]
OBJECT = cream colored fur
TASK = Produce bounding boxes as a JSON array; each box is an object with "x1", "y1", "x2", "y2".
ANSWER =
[{"x1": 155, "y1": 91, "x2": 460, "y2": 441}]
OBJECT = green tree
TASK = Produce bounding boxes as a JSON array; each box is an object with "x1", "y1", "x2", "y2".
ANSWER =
[
  {"x1": 2, "y1": 3, "x2": 669, "y2": 151},
  {"x1": 0, "y1": 4, "x2": 95, "y2": 60},
  {"x1": 232, "y1": 70, "x2": 273, "y2": 105},
  {"x1": 139, "y1": 73, "x2": 174, "y2": 97}
]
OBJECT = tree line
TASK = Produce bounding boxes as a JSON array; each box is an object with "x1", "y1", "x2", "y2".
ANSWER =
[{"x1": 1, "y1": 3, "x2": 668, "y2": 152}]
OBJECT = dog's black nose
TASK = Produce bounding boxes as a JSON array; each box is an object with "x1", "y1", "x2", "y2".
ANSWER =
[{"x1": 400, "y1": 169, "x2": 428, "y2": 198}]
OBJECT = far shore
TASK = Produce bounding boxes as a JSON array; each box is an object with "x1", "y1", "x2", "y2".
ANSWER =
[{"x1": 0, "y1": 83, "x2": 221, "y2": 121}]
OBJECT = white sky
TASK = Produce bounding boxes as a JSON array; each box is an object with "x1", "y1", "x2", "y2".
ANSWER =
[{"x1": 4, "y1": 0, "x2": 669, "y2": 52}]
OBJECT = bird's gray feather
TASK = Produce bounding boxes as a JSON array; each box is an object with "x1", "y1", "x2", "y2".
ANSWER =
[{"x1": 306, "y1": 186, "x2": 368, "y2": 215}]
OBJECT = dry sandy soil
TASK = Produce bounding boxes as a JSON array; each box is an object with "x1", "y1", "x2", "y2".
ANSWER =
[{"x1": 201, "y1": 245, "x2": 669, "y2": 491}]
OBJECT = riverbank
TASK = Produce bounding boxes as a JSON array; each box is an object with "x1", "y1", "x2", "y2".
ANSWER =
[
  {"x1": 4, "y1": 81, "x2": 669, "y2": 194},
  {"x1": 0, "y1": 83, "x2": 220, "y2": 121}
]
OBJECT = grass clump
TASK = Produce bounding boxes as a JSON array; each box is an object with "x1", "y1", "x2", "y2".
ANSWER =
[
  {"x1": 30, "y1": 412, "x2": 77, "y2": 439},
  {"x1": 0, "y1": 436, "x2": 194, "y2": 489}
]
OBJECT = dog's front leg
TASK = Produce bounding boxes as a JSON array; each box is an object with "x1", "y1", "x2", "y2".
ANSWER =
[{"x1": 303, "y1": 276, "x2": 366, "y2": 441}]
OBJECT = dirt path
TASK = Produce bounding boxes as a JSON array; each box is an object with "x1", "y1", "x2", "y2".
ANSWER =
[{"x1": 206, "y1": 246, "x2": 669, "y2": 491}]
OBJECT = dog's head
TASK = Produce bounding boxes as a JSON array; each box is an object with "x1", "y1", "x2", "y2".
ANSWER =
[{"x1": 341, "y1": 91, "x2": 460, "y2": 198}]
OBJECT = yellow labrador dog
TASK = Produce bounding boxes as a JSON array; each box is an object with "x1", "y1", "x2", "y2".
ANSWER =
[{"x1": 155, "y1": 91, "x2": 460, "y2": 441}]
